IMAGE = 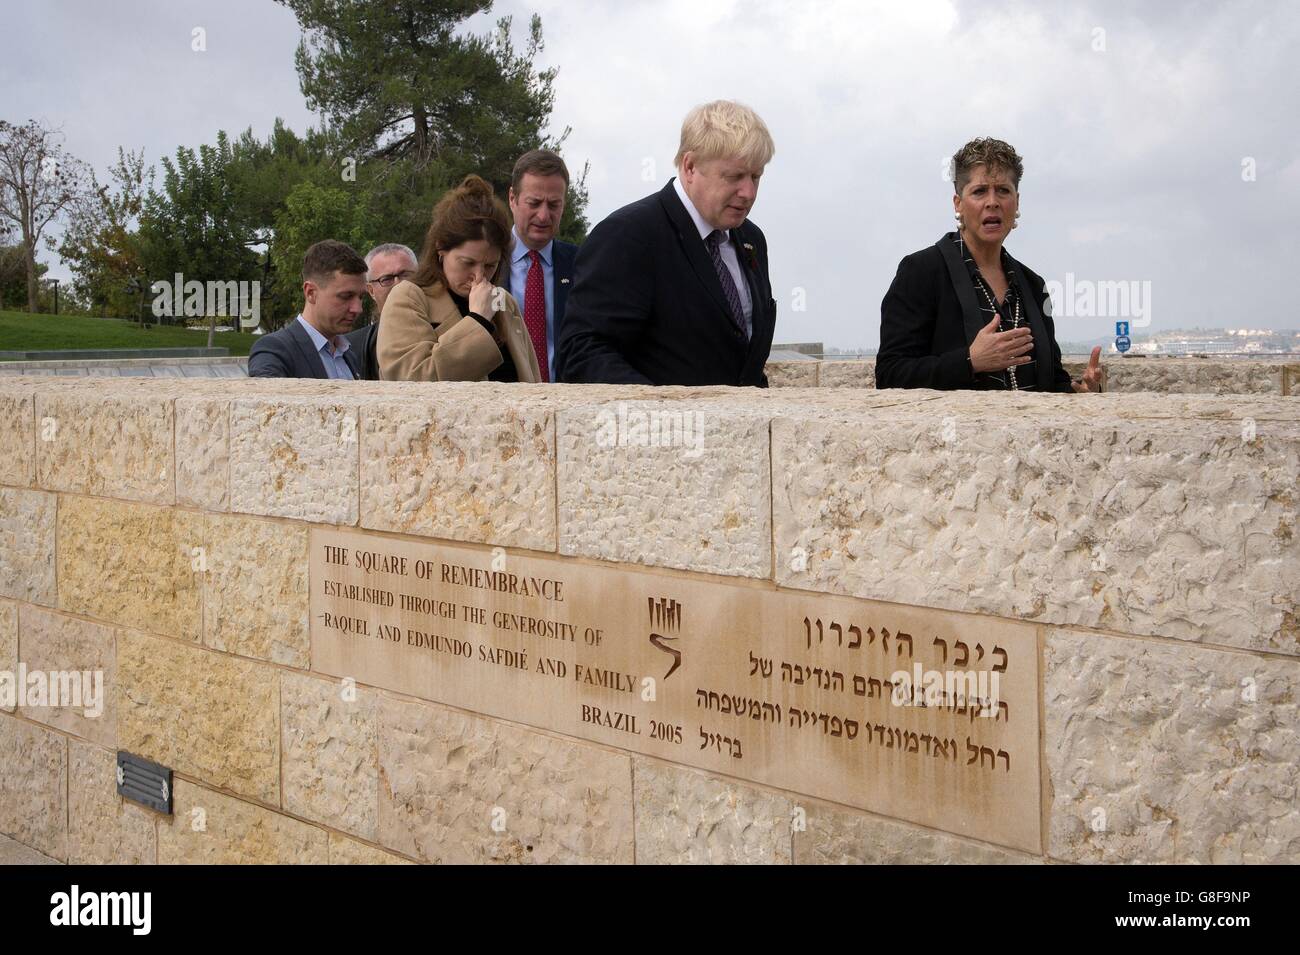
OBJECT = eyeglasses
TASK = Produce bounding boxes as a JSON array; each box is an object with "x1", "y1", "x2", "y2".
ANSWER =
[{"x1": 369, "y1": 270, "x2": 415, "y2": 289}]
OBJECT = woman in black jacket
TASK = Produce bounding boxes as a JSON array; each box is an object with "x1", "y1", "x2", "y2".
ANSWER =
[{"x1": 876, "y1": 137, "x2": 1102, "y2": 392}]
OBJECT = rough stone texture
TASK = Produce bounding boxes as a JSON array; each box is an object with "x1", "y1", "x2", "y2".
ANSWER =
[
  {"x1": 35, "y1": 392, "x2": 174, "y2": 504},
  {"x1": 329, "y1": 832, "x2": 415, "y2": 865},
  {"x1": 229, "y1": 397, "x2": 359, "y2": 525},
  {"x1": 117, "y1": 629, "x2": 280, "y2": 804},
  {"x1": 0, "y1": 832, "x2": 61, "y2": 864},
  {"x1": 0, "y1": 387, "x2": 35, "y2": 487},
  {"x1": 17, "y1": 605, "x2": 115, "y2": 746},
  {"x1": 282, "y1": 671, "x2": 378, "y2": 841},
  {"x1": 176, "y1": 396, "x2": 229, "y2": 511},
  {"x1": 765, "y1": 360, "x2": 819, "y2": 387},
  {"x1": 773, "y1": 409, "x2": 1300, "y2": 655},
  {"x1": 361, "y1": 398, "x2": 556, "y2": 550},
  {"x1": 558, "y1": 401, "x2": 773, "y2": 578},
  {"x1": 1285, "y1": 364, "x2": 1300, "y2": 396},
  {"x1": 203, "y1": 514, "x2": 309, "y2": 667},
  {"x1": 819, "y1": 359, "x2": 876, "y2": 389},
  {"x1": 1106, "y1": 358, "x2": 1282, "y2": 395},
  {"x1": 67, "y1": 739, "x2": 156, "y2": 864},
  {"x1": 377, "y1": 694, "x2": 634, "y2": 864},
  {"x1": 0, "y1": 600, "x2": 14, "y2": 713},
  {"x1": 793, "y1": 799, "x2": 1036, "y2": 863},
  {"x1": 57, "y1": 496, "x2": 203, "y2": 639},
  {"x1": 157, "y1": 779, "x2": 328, "y2": 864},
  {"x1": 0, "y1": 488, "x2": 56, "y2": 607},
  {"x1": 1046, "y1": 628, "x2": 1300, "y2": 864},
  {"x1": 633, "y1": 759, "x2": 793, "y2": 864},
  {"x1": 0, "y1": 713, "x2": 67, "y2": 860}
]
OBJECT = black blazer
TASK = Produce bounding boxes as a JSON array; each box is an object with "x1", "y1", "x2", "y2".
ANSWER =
[
  {"x1": 876, "y1": 234, "x2": 1073, "y2": 392},
  {"x1": 344, "y1": 321, "x2": 379, "y2": 381},
  {"x1": 248, "y1": 318, "x2": 361, "y2": 379},
  {"x1": 500, "y1": 238, "x2": 577, "y2": 348},
  {"x1": 555, "y1": 180, "x2": 776, "y2": 386}
]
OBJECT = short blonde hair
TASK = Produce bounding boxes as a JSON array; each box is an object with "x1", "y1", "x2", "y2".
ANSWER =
[{"x1": 674, "y1": 100, "x2": 775, "y2": 171}]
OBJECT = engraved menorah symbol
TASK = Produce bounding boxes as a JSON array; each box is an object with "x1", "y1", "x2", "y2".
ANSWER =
[{"x1": 648, "y1": 597, "x2": 683, "y2": 680}]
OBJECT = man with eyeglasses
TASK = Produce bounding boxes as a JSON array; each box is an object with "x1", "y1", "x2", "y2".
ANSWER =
[{"x1": 346, "y1": 243, "x2": 418, "y2": 380}]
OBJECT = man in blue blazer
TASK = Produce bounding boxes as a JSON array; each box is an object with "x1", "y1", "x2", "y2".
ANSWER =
[
  {"x1": 248, "y1": 240, "x2": 367, "y2": 379},
  {"x1": 556, "y1": 101, "x2": 777, "y2": 386},
  {"x1": 502, "y1": 149, "x2": 578, "y2": 383}
]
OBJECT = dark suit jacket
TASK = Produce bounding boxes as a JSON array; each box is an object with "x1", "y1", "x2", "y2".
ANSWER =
[
  {"x1": 500, "y1": 238, "x2": 577, "y2": 358},
  {"x1": 876, "y1": 235, "x2": 1073, "y2": 392},
  {"x1": 555, "y1": 180, "x2": 776, "y2": 386},
  {"x1": 247, "y1": 318, "x2": 361, "y2": 379},
  {"x1": 344, "y1": 322, "x2": 379, "y2": 381}
]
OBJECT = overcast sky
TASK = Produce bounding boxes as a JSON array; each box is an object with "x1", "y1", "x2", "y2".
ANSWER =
[{"x1": 5, "y1": 0, "x2": 1298, "y2": 347}]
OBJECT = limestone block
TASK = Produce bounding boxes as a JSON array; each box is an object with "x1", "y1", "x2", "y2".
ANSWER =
[
  {"x1": 0, "y1": 833, "x2": 60, "y2": 864},
  {"x1": 0, "y1": 713, "x2": 67, "y2": 860},
  {"x1": 0, "y1": 387, "x2": 34, "y2": 487},
  {"x1": 819, "y1": 360, "x2": 876, "y2": 389},
  {"x1": 17, "y1": 605, "x2": 115, "y2": 746},
  {"x1": 157, "y1": 779, "x2": 327, "y2": 864},
  {"x1": 633, "y1": 759, "x2": 793, "y2": 864},
  {"x1": 1106, "y1": 359, "x2": 1280, "y2": 395},
  {"x1": 1046, "y1": 628, "x2": 1300, "y2": 864},
  {"x1": 558, "y1": 401, "x2": 772, "y2": 578},
  {"x1": 792, "y1": 799, "x2": 1035, "y2": 863},
  {"x1": 0, "y1": 601, "x2": 14, "y2": 713},
  {"x1": 35, "y1": 391, "x2": 174, "y2": 504},
  {"x1": 377, "y1": 694, "x2": 633, "y2": 864},
  {"x1": 0, "y1": 488, "x2": 56, "y2": 607},
  {"x1": 176, "y1": 396, "x2": 229, "y2": 511},
  {"x1": 281, "y1": 671, "x2": 377, "y2": 841},
  {"x1": 328, "y1": 833, "x2": 414, "y2": 865},
  {"x1": 773, "y1": 408, "x2": 1300, "y2": 655},
  {"x1": 57, "y1": 496, "x2": 202, "y2": 639},
  {"x1": 202, "y1": 514, "x2": 309, "y2": 667},
  {"x1": 765, "y1": 360, "x2": 819, "y2": 387},
  {"x1": 229, "y1": 397, "x2": 359, "y2": 525},
  {"x1": 360, "y1": 397, "x2": 556, "y2": 550},
  {"x1": 117, "y1": 629, "x2": 279, "y2": 804},
  {"x1": 68, "y1": 739, "x2": 156, "y2": 864}
]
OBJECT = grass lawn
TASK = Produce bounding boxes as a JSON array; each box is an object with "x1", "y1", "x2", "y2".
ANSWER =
[{"x1": 0, "y1": 310, "x2": 259, "y2": 356}]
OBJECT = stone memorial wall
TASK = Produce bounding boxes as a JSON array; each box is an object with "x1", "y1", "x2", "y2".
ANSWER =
[
  {"x1": 765, "y1": 356, "x2": 1300, "y2": 395},
  {"x1": 0, "y1": 376, "x2": 1296, "y2": 864}
]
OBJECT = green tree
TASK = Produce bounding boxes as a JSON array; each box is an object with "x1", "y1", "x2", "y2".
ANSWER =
[
  {"x1": 0, "y1": 119, "x2": 93, "y2": 312},
  {"x1": 0, "y1": 243, "x2": 46, "y2": 311},
  {"x1": 277, "y1": 0, "x2": 587, "y2": 237},
  {"x1": 58, "y1": 148, "x2": 152, "y2": 317}
]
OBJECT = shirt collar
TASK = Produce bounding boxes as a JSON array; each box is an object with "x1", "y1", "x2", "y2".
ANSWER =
[
  {"x1": 512, "y1": 227, "x2": 553, "y2": 266},
  {"x1": 296, "y1": 314, "x2": 350, "y2": 357},
  {"x1": 672, "y1": 176, "x2": 722, "y2": 243}
]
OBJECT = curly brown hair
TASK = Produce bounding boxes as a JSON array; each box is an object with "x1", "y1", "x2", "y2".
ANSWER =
[
  {"x1": 412, "y1": 175, "x2": 514, "y2": 288},
  {"x1": 950, "y1": 138, "x2": 1023, "y2": 194}
]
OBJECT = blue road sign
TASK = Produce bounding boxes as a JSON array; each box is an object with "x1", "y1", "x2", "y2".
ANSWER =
[
  {"x1": 1115, "y1": 335, "x2": 1132, "y2": 353},
  {"x1": 1115, "y1": 321, "x2": 1130, "y2": 337}
]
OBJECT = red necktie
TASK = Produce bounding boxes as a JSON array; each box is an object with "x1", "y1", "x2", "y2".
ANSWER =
[{"x1": 523, "y1": 250, "x2": 549, "y2": 382}]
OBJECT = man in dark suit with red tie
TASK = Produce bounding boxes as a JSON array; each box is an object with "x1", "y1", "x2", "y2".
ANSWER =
[
  {"x1": 501, "y1": 150, "x2": 578, "y2": 383},
  {"x1": 555, "y1": 100, "x2": 777, "y2": 386}
]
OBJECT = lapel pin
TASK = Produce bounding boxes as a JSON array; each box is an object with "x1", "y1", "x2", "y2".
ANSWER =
[{"x1": 560, "y1": 278, "x2": 570, "y2": 284}]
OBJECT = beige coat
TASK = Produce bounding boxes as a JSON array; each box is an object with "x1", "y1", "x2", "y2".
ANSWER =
[{"x1": 377, "y1": 280, "x2": 542, "y2": 383}]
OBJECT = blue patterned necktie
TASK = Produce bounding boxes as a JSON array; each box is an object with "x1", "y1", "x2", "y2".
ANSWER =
[{"x1": 705, "y1": 230, "x2": 749, "y2": 340}]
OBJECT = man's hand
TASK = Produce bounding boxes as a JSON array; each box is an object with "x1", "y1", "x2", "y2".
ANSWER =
[
  {"x1": 1072, "y1": 346, "x2": 1103, "y2": 393},
  {"x1": 968, "y1": 312, "x2": 1033, "y2": 374}
]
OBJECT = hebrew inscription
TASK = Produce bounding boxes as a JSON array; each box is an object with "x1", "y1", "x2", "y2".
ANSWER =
[{"x1": 311, "y1": 529, "x2": 1041, "y2": 852}]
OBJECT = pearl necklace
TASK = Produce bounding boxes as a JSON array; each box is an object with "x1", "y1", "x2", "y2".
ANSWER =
[{"x1": 975, "y1": 275, "x2": 1022, "y2": 391}]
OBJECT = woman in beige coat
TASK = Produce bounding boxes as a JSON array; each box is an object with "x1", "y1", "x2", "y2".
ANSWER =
[{"x1": 378, "y1": 175, "x2": 542, "y2": 383}]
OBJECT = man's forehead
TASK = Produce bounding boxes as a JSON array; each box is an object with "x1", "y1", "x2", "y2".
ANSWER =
[
  {"x1": 518, "y1": 173, "x2": 566, "y2": 197},
  {"x1": 368, "y1": 250, "x2": 415, "y2": 275},
  {"x1": 702, "y1": 156, "x2": 764, "y2": 176}
]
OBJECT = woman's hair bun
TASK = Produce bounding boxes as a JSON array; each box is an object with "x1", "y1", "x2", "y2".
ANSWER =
[{"x1": 457, "y1": 174, "x2": 495, "y2": 200}]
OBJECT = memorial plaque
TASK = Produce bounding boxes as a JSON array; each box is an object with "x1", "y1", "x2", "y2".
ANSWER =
[{"x1": 311, "y1": 529, "x2": 1041, "y2": 852}]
